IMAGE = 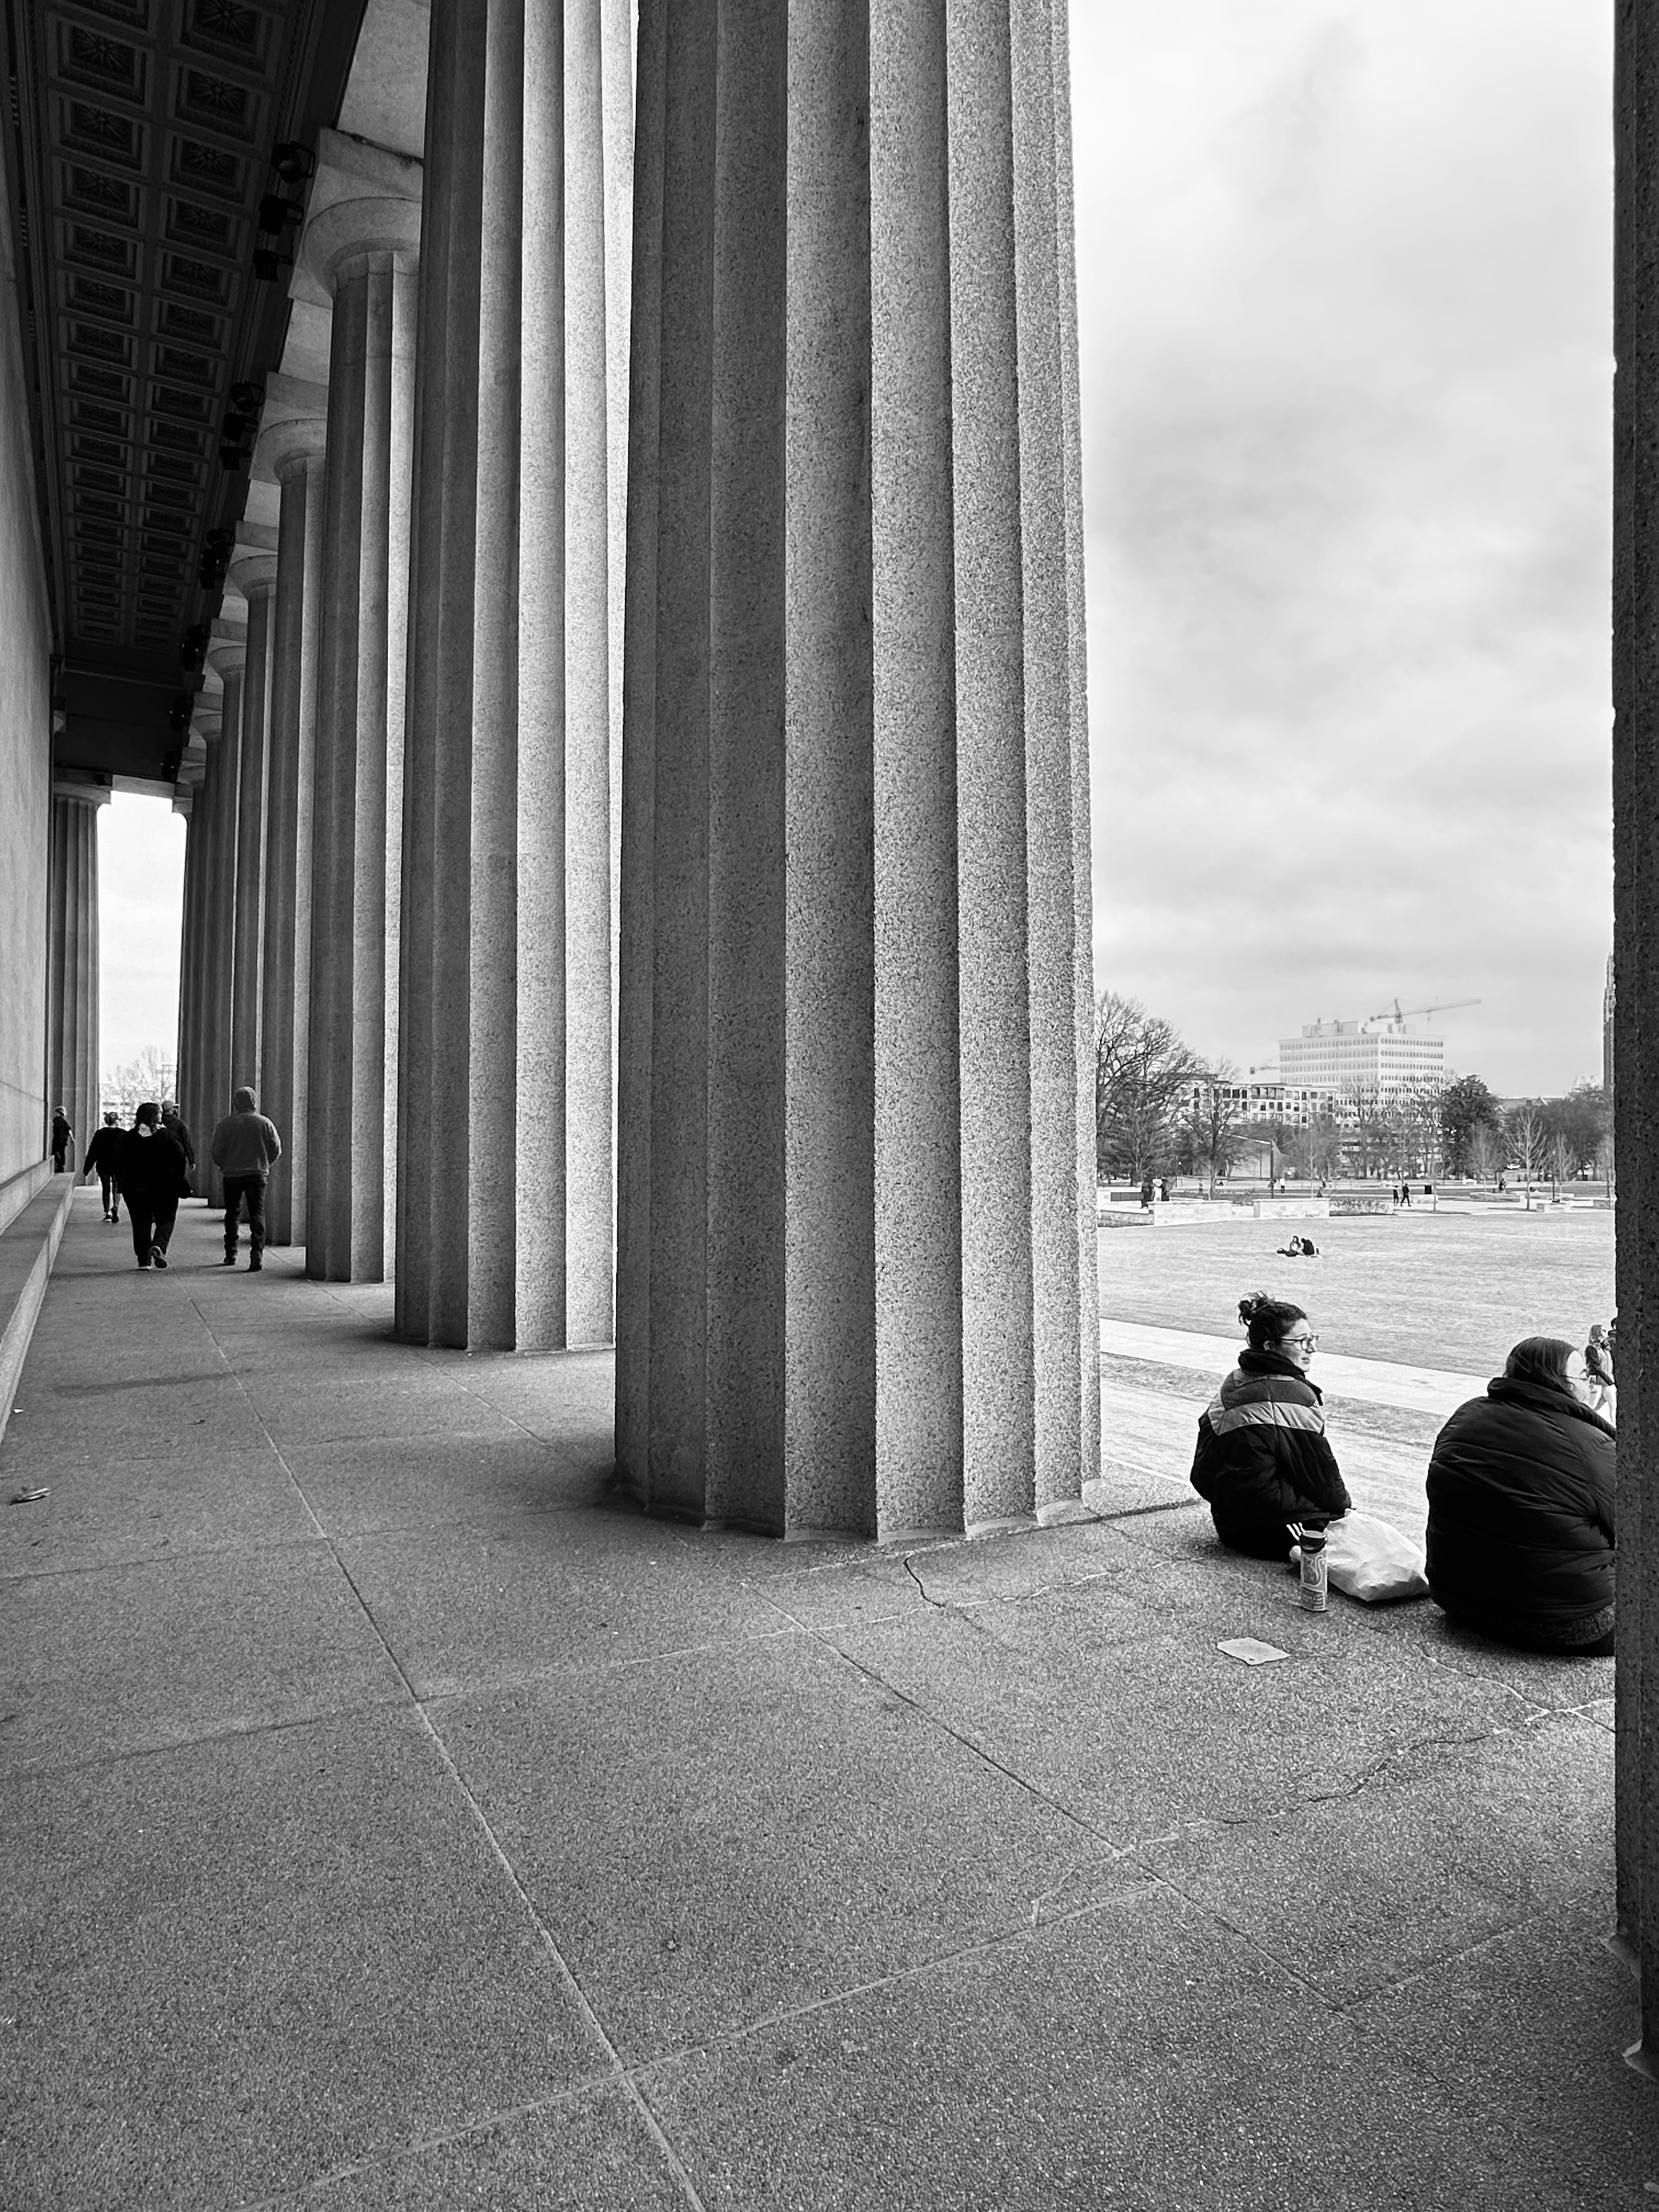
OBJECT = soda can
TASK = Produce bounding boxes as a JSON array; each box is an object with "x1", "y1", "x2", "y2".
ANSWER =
[{"x1": 1297, "y1": 1530, "x2": 1328, "y2": 1613}]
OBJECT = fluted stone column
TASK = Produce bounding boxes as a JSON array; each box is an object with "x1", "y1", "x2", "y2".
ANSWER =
[
  {"x1": 258, "y1": 406, "x2": 328, "y2": 1246},
  {"x1": 174, "y1": 784, "x2": 202, "y2": 1170},
  {"x1": 616, "y1": 0, "x2": 1098, "y2": 1539},
  {"x1": 303, "y1": 173, "x2": 420, "y2": 1283},
  {"x1": 397, "y1": 0, "x2": 631, "y2": 1352},
  {"x1": 46, "y1": 785, "x2": 106, "y2": 1164},
  {"x1": 1615, "y1": 0, "x2": 1659, "y2": 2073},
  {"x1": 202, "y1": 648, "x2": 244, "y2": 1205},
  {"x1": 181, "y1": 717, "x2": 219, "y2": 1194},
  {"x1": 229, "y1": 555, "x2": 276, "y2": 1094}
]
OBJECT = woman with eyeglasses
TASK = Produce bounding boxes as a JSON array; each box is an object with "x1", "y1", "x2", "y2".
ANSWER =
[
  {"x1": 1189, "y1": 1292, "x2": 1351, "y2": 1558},
  {"x1": 1425, "y1": 1338, "x2": 1615, "y2": 1656}
]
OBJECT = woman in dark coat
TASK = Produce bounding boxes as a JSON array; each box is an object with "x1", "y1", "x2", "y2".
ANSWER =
[
  {"x1": 1426, "y1": 1337, "x2": 1615, "y2": 1655},
  {"x1": 1189, "y1": 1292, "x2": 1352, "y2": 1558}
]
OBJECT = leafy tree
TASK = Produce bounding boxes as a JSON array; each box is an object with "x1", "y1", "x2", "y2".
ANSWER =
[
  {"x1": 1438, "y1": 1073, "x2": 1500, "y2": 1176},
  {"x1": 1094, "y1": 992, "x2": 1196, "y2": 1182},
  {"x1": 1541, "y1": 1084, "x2": 1609, "y2": 1173}
]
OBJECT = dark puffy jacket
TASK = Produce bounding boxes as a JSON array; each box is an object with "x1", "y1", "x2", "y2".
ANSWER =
[
  {"x1": 1189, "y1": 1349, "x2": 1352, "y2": 1558},
  {"x1": 1426, "y1": 1378, "x2": 1615, "y2": 1643},
  {"x1": 83, "y1": 1126, "x2": 123, "y2": 1176},
  {"x1": 116, "y1": 1128, "x2": 187, "y2": 1200}
]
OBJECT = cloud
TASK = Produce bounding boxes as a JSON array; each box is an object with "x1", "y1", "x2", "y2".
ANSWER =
[{"x1": 1074, "y1": 0, "x2": 1612, "y2": 1093}]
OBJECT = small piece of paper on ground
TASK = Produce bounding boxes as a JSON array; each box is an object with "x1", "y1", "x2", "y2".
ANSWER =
[{"x1": 1218, "y1": 1637, "x2": 1288, "y2": 1666}]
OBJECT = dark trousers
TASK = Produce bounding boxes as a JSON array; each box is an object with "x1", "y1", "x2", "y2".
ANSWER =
[
  {"x1": 128, "y1": 1197, "x2": 178, "y2": 1263},
  {"x1": 52, "y1": 1146, "x2": 67, "y2": 1172},
  {"x1": 223, "y1": 1174, "x2": 267, "y2": 1258},
  {"x1": 98, "y1": 1167, "x2": 120, "y2": 1216}
]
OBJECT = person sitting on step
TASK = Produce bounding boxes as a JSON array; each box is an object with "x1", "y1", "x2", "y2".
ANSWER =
[{"x1": 1188, "y1": 1293, "x2": 1351, "y2": 1560}]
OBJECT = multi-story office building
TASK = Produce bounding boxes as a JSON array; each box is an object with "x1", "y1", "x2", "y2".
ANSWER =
[
  {"x1": 1187, "y1": 1077, "x2": 1341, "y2": 1127},
  {"x1": 1279, "y1": 1016, "x2": 1446, "y2": 1100}
]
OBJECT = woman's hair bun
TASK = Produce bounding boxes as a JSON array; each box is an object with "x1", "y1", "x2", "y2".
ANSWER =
[{"x1": 1238, "y1": 1291, "x2": 1267, "y2": 1326}]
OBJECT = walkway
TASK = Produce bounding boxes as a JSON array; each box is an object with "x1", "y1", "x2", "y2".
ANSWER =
[{"x1": 0, "y1": 1192, "x2": 1648, "y2": 2208}]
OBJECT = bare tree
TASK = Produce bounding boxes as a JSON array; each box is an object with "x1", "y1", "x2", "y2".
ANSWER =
[
  {"x1": 1188, "y1": 1059, "x2": 1245, "y2": 1195},
  {"x1": 1094, "y1": 992, "x2": 1197, "y2": 1184},
  {"x1": 1504, "y1": 1101, "x2": 1547, "y2": 1206},
  {"x1": 103, "y1": 1046, "x2": 177, "y2": 1121},
  {"x1": 1547, "y1": 1130, "x2": 1575, "y2": 1198},
  {"x1": 1468, "y1": 1121, "x2": 1502, "y2": 1184}
]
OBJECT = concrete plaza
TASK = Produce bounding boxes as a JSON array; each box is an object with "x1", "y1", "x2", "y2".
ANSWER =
[{"x1": 0, "y1": 1192, "x2": 1650, "y2": 2209}]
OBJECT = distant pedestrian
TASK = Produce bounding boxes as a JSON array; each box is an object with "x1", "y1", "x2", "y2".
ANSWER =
[
  {"x1": 82, "y1": 1111, "x2": 124, "y2": 1222},
  {"x1": 1159, "y1": 1177, "x2": 1171, "y2": 1203},
  {"x1": 1398, "y1": 1183, "x2": 1412, "y2": 1208},
  {"x1": 117, "y1": 1103, "x2": 187, "y2": 1269},
  {"x1": 1139, "y1": 1173, "x2": 1155, "y2": 1208},
  {"x1": 160, "y1": 1101, "x2": 196, "y2": 1183},
  {"x1": 50, "y1": 1107, "x2": 71, "y2": 1172},
  {"x1": 210, "y1": 1085, "x2": 283, "y2": 1272}
]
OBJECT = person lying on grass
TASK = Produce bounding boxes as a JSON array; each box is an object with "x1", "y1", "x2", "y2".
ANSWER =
[{"x1": 1188, "y1": 1291, "x2": 1351, "y2": 1560}]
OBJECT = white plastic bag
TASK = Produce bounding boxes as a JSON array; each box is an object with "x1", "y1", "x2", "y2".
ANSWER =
[{"x1": 1319, "y1": 1511, "x2": 1429, "y2": 1604}]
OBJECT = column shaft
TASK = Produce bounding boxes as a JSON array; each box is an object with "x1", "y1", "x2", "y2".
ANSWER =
[
  {"x1": 306, "y1": 215, "x2": 419, "y2": 1283},
  {"x1": 204, "y1": 680, "x2": 242, "y2": 1200},
  {"x1": 230, "y1": 571, "x2": 275, "y2": 1091},
  {"x1": 1614, "y1": 0, "x2": 1659, "y2": 2067},
  {"x1": 260, "y1": 439, "x2": 326, "y2": 1245},
  {"x1": 616, "y1": 0, "x2": 1098, "y2": 1537},
  {"x1": 399, "y1": 0, "x2": 629, "y2": 1352},
  {"x1": 47, "y1": 793, "x2": 101, "y2": 1162}
]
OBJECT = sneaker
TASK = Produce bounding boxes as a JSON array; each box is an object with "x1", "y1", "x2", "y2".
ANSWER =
[
  {"x1": 249, "y1": 1258, "x2": 263, "y2": 1272},
  {"x1": 222, "y1": 1254, "x2": 236, "y2": 1266},
  {"x1": 153, "y1": 1251, "x2": 169, "y2": 1269},
  {"x1": 138, "y1": 1259, "x2": 153, "y2": 1269}
]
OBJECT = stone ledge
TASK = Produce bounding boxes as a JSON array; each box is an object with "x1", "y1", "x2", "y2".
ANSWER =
[{"x1": 0, "y1": 1174, "x2": 74, "y2": 1453}]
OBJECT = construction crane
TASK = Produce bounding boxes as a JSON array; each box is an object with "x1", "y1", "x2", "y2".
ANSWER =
[{"x1": 1368, "y1": 997, "x2": 1481, "y2": 1025}]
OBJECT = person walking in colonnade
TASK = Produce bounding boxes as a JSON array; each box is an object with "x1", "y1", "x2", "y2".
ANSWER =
[
  {"x1": 211, "y1": 1087, "x2": 283, "y2": 1273},
  {"x1": 117, "y1": 1104, "x2": 187, "y2": 1271},
  {"x1": 50, "y1": 1107, "x2": 71, "y2": 1172},
  {"x1": 83, "y1": 1111, "x2": 123, "y2": 1222}
]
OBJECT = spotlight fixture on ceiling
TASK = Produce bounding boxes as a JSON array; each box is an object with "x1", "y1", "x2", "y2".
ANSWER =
[
  {"x1": 254, "y1": 142, "x2": 315, "y2": 281},
  {"x1": 219, "y1": 382, "x2": 264, "y2": 473},
  {"x1": 198, "y1": 526, "x2": 235, "y2": 591}
]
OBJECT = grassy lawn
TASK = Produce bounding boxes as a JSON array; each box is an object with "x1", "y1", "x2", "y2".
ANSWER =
[{"x1": 1097, "y1": 1207, "x2": 1615, "y2": 1376}]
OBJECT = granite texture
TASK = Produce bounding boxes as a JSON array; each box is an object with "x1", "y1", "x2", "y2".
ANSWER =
[
  {"x1": 45, "y1": 793, "x2": 101, "y2": 1173},
  {"x1": 304, "y1": 194, "x2": 420, "y2": 1288},
  {"x1": 0, "y1": 1198, "x2": 1645, "y2": 2207},
  {"x1": 258, "y1": 412, "x2": 328, "y2": 1245}
]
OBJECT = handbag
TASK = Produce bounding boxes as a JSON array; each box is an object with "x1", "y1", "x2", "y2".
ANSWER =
[{"x1": 1313, "y1": 1511, "x2": 1429, "y2": 1604}]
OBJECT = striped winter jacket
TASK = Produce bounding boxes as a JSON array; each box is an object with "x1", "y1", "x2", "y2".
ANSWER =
[{"x1": 1189, "y1": 1349, "x2": 1351, "y2": 1556}]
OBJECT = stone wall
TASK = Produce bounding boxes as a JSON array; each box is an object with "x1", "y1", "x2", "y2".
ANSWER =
[{"x1": 0, "y1": 155, "x2": 53, "y2": 1184}]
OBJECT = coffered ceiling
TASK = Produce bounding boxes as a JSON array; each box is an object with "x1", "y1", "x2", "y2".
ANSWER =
[{"x1": 0, "y1": 0, "x2": 364, "y2": 781}]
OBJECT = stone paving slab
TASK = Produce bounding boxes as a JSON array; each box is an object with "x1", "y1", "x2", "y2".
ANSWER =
[
  {"x1": 432, "y1": 1634, "x2": 1111, "y2": 2068},
  {"x1": 0, "y1": 1707, "x2": 615, "y2": 2212},
  {"x1": 0, "y1": 1197, "x2": 1647, "y2": 2209},
  {"x1": 281, "y1": 1428, "x2": 611, "y2": 1538},
  {"x1": 0, "y1": 1539, "x2": 404, "y2": 1773},
  {"x1": 640, "y1": 1875, "x2": 1629, "y2": 2212},
  {"x1": 276, "y1": 2085, "x2": 691, "y2": 2211}
]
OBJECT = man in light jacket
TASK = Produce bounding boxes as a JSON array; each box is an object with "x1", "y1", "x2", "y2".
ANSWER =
[{"x1": 210, "y1": 1085, "x2": 283, "y2": 1272}]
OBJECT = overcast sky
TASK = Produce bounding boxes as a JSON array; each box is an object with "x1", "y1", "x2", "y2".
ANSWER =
[
  {"x1": 102, "y1": 0, "x2": 1612, "y2": 1098},
  {"x1": 1074, "y1": 0, "x2": 1612, "y2": 1095}
]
